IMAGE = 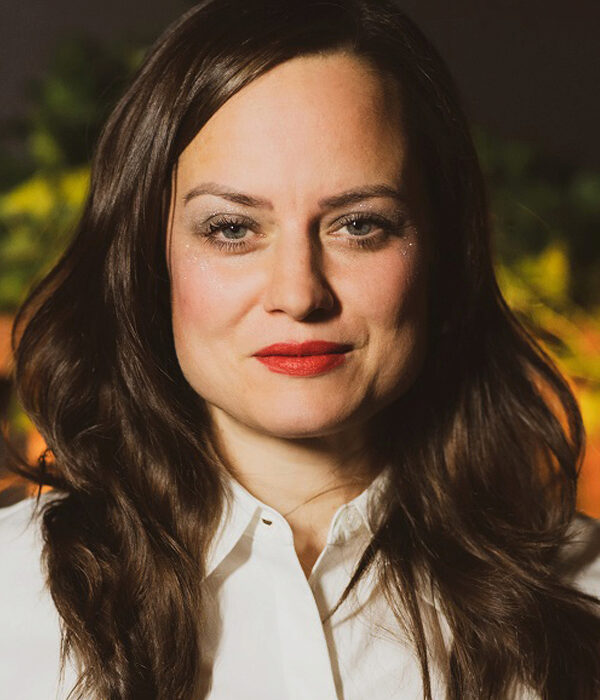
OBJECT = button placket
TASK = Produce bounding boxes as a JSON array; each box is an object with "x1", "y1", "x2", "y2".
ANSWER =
[
  {"x1": 262, "y1": 537, "x2": 340, "y2": 700},
  {"x1": 256, "y1": 508, "x2": 295, "y2": 547}
]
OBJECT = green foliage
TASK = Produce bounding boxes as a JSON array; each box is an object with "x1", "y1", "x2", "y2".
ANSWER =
[
  {"x1": 475, "y1": 127, "x2": 600, "y2": 310},
  {"x1": 26, "y1": 38, "x2": 142, "y2": 170},
  {"x1": 0, "y1": 167, "x2": 89, "y2": 311},
  {"x1": 0, "y1": 36, "x2": 142, "y2": 190},
  {"x1": 475, "y1": 128, "x2": 600, "y2": 434},
  {"x1": 0, "y1": 34, "x2": 143, "y2": 311}
]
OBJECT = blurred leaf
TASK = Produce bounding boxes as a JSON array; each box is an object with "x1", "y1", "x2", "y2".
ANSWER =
[
  {"x1": 0, "y1": 167, "x2": 89, "y2": 312},
  {"x1": 516, "y1": 241, "x2": 570, "y2": 306},
  {"x1": 1, "y1": 175, "x2": 57, "y2": 219}
]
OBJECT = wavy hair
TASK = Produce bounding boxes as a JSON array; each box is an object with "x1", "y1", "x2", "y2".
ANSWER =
[{"x1": 10, "y1": 0, "x2": 600, "y2": 697}]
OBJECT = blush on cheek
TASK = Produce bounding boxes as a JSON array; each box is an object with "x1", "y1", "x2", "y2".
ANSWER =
[
  {"x1": 170, "y1": 279, "x2": 214, "y2": 355},
  {"x1": 171, "y1": 275, "x2": 201, "y2": 324},
  {"x1": 170, "y1": 253, "x2": 254, "y2": 350}
]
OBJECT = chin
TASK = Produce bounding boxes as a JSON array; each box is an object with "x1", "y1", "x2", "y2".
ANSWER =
[{"x1": 239, "y1": 402, "x2": 361, "y2": 439}]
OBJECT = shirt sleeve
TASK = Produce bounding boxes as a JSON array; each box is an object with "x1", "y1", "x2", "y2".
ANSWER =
[{"x1": 0, "y1": 496, "x2": 77, "y2": 700}]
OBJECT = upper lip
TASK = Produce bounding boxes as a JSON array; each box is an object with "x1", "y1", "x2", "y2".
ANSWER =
[{"x1": 253, "y1": 341, "x2": 353, "y2": 356}]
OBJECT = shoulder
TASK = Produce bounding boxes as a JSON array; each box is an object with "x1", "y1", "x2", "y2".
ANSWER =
[
  {"x1": 0, "y1": 493, "x2": 47, "y2": 585},
  {"x1": 0, "y1": 492, "x2": 77, "y2": 699},
  {"x1": 0, "y1": 490, "x2": 64, "y2": 581},
  {"x1": 560, "y1": 512, "x2": 600, "y2": 599}
]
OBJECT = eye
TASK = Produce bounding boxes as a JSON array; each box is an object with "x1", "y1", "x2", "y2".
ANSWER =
[
  {"x1": 343, "y1": 219, "x2": 377, "y2": 236},
  {"x1": 210, "y1": 221, "x2": 249, "y2": 240},
  {"x1": 197, "y1": 215, "x2": 256, "y2": 252},
  {"x1": 334, "y1": 212, "x2": 406, "y2": 249},
  {"x1": 194, "y1": 210, "x2": 407, "y2": 253}
]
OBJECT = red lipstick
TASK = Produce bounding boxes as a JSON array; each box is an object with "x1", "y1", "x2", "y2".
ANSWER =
[{"x1": 253, "y1": 341, "x2": 352, "y2": 376}]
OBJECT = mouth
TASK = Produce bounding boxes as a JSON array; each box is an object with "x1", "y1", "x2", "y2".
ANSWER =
[
  {"x1": 252, "y1": 340, "x2": 353, "y2": 376},
  {"x1": 253, "y1": 340, "x2": 353, "y2": 357}
]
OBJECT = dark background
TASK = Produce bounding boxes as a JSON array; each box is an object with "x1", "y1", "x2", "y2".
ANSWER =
[{"x1": 1, "y1": 0, "x2": 599, "y2": 169}]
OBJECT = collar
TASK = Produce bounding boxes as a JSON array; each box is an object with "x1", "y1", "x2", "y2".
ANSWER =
[{"x1": 204, "y1": 464, "x2": 392, "y2": 579}]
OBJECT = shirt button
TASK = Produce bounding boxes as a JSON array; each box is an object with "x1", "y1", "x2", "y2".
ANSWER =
[
  {"x1": 261, "y1": 510, "x2": 275, "y2": 526},
  {"x1": 344, "y1": 508, "x2": 363, "y2": 532},
  {"x1": 331, "y1": 511, "x2": 350, "y2": 543}
]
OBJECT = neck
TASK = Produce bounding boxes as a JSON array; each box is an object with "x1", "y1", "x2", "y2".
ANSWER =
[{"x1": 208, "y1": 405, "x2": 381, "y2": 522}]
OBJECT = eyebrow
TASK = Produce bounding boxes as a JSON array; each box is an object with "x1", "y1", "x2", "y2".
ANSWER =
[
  {"x1": 318, "y1": 184, "x2": 406, "y2": 209},
  {"x1": 182, "y1": 182, "x2": 406, "y2": 210},
  {"x1": 183, "y1": 182, "x2": 272, "y2": 208}
]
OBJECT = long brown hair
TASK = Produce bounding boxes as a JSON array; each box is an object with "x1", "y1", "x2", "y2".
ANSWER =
[{"x1": 10, "y1": 0, "x2": 600, "y2": 698}]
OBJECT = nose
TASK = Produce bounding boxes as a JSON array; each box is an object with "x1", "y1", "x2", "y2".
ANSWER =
[{"x1": 262, "y1": 226, "x2": 334, "y2": 320}]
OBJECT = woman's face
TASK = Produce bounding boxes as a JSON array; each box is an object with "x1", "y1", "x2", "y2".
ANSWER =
[{"x1": 167, "y1": 51, "x2": 430, "y2": 440}]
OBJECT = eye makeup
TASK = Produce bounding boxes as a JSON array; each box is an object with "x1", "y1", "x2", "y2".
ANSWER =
[{"x1": 189, "y1": 206, "x2": 411, "y2": 254}]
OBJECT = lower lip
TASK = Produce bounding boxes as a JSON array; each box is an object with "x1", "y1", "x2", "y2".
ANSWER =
[{"x1": 255, "y1": 353, "x2": 348, "y2": 376}]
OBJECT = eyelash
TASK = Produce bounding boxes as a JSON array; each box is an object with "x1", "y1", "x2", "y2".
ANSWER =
[{"x1": 198, "y1": 212, "x2": 406, "y2": 252}]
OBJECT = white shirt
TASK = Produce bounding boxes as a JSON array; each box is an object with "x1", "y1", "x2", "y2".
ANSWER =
[{"x1": 1, "y1": 470, "x2": 600, "y2": 700}]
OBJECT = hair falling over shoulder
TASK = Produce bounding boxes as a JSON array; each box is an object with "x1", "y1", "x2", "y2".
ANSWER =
[{"x1": 9, "y1": 1, "x2": 600, "y2": 698}]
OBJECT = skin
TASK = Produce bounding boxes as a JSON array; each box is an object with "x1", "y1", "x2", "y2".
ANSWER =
[{"x1": 167, "y1": 51, "x2": 430, "y2": 577}]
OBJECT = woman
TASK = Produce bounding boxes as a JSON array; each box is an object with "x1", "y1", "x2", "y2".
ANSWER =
[{"x1": 2, "y1": 0, "x2": 600, "y2": 698}]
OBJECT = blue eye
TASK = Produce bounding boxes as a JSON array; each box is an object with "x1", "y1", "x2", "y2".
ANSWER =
[
  {"x1": 200, "y1": 216, "x2": 255, "y2": 251},
  {"x1": 344, "y1": 220, "x2": 375, "y2": 236},
  {"x1": 196, "y1": 210, "x2": 407, "y2": 253},
  {"x1": 335, "y1": 212, "x2": 406, "y2": 249},
  {"x1": 210, "y1": 222, "x2": 248, "y2": 239}
]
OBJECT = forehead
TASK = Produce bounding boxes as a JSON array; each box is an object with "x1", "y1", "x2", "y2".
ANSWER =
[{"x1": 176, "y1": 51, "x2": 409, "y2": 200}]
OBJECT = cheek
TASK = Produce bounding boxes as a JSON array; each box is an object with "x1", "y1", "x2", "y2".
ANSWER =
[
  {"x1": 169, "y1": 248, "x2": 250, "y2": 344},
  {"x1": 170, "y1": 253, "x2": 215, "y2": 341},
  {"x1": 343, "y1": 248, "x2": 427, "y2": 329},
  {"x1": 343, "y1": 246, "x2": 428, "y2": 397},
  {"x1": 169, "y1": 248, "x2": 258, "y2": 396}
]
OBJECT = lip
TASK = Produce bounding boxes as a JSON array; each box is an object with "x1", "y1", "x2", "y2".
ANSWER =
[
  {"x1": 253, "y1": 340, "x2": 353, "y2": 377},
  {"x1": 253, "y1": 341, "x2": 353, "y2": 357}
]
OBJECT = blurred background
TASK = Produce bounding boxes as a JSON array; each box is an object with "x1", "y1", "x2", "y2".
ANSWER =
[{"x1": 0, "y1": 0, "x2": 599, "y2": 513}]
